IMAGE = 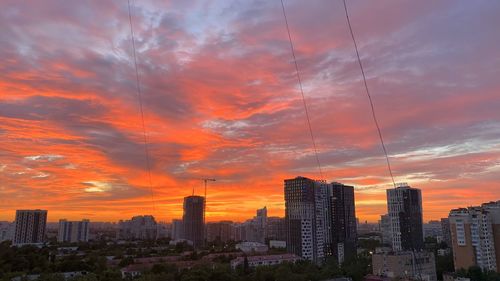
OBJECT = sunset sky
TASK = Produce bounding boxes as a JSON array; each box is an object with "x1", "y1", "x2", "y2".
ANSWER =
[{"x1": 1, "y1": 0, "x2": 500, "y2": 223}]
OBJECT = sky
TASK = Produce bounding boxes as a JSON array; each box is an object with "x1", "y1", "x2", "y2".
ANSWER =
[{"x1": 1, "y1": 0, "x2": 500, "y2": 223}]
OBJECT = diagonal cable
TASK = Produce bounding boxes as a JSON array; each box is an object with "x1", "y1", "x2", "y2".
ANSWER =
[
  {"x1": 342, "y1": 0, "x2": 396, "y2": 188},
  {"x1": 280, "y1": 0, "x2": 324, "y2": 180},
  {"x1": 127, "y1": 0, "x2": 157, "y2": 211}
]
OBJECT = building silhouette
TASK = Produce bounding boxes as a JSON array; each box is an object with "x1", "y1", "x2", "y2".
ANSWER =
[
  {"x1": 117, "y1": 215, "x2": 157, "y2": 240},
  {"x1": 13, "y1": 209, "x2": 47, "y2": 245},
  {"x1": 183, "y1": 195, "x2": 205, "y2": 248},
  {"x1": 58, "y1": 219, "x2": 90, "y2": 243},
  {"x1": 387, "y1": 184, "x2": 424, "y2": 251},
  {"x1": 329, "y1": 182, "x2": 357, "y2": 264}
]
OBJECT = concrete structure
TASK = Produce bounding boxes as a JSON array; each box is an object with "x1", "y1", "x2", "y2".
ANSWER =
[
  {"x1": 269, "y1": 240, "x2": 286, "y2": 249},
  {"x1": 372, "y1": 251, "x2": 437, "y2": 281},
  {"x1": 284, "y1": 176, "x2": 357, "y2": 264},
  {"x1": 441, "y1": 218, "x2": 452, "y2": 247},
  {"x1": 183, "y1": 195, "x2": 205, "y2": 248},
  {"x1": 0, "y1": 221, "x2": 14, "y2": 242},
  {"x1": 117, "y1": 215, "x2": 157, "y2": 240},
  {"x1": 206, "y1": 221, "x2": 234, "y2": 242},
  {"x1": 13, "y1": 210, "x2": 47, "y2": 245},
  {"x1": 171, "y1": 219, "x2": 183, "y2": 240},
  {"x1": 236, "y1": 241, "x2": 269, "y2": 253},
  {"x1": 328, "y1": 182, "x2": 357, "y2": 264},
  {"x1": 266, "y1": 217, "x2": 286, "y2": 241},
  {"x1": 387, "y1": 184, "x2": 424, "y2": 251},
  {"x1": 380, "y1": 214, "x2": 392, "y2": 246},
  {"x1": 230, "y1": 254, "x2": 301, "y2": 269},
  {"x1": 449, "y1": 201, "x2": 500, "y2": 272},
  {"x1": 58, "y1": 219, "x2": 90, "y2": 243},
  {"x1": 424, "y1": 220, "x2": 443, "y2": 239},
  {"x1": 285, "y1": 176, "x2": 327, "y2": 264}
]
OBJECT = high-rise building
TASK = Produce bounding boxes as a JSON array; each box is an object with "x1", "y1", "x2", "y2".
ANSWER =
[
  {"x1": 449, "y1": 201, "x2": 500, "y2": 272},
  {"x1": 441, "y1": 218, "x2": 452, "y2": 247},
  {"x1": 206, "y1": 221, "x2": 234, "y2": 243},
  {"x1": 328, "y1": 182, "x2": 357, "y2": 264},
  {"x1": 380, "y1": 214, "x2": 392, "y2": 246},
  {"x1": 256, "y1": 206, "x2": 267, "y2": 242},
  {"x1": 183, "y1": 195, "x2": 205, "y2": 248},
  {"x1": 117, "y1": 215, "x2": 157, "y2": 240},
  {"x1": 13, "y1": 210, "x2": 48, "y2": 245},
  {"x1": 387, "y1": 184, "x2": 424, "y2": 251},
  {"x1": 266, "y1": 217, "x2": 286, "y2": 242},
  {"x1": 58, "y1": 219, "x2": 90, "y2": 243},
  {"x1": 171, "y1": 219, "x2": 184, "y2": 240},
  {"x1": 284, "y1": 176, "x2": 357, "y2": 264},
  {"x1": 285, "y1": 176, "x2": 326, "y2": 264}
]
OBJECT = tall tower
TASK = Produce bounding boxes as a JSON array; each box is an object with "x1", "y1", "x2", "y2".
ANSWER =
[
  {"x1": 13, "y1": 210, "x2": 48, "y2": 245},
  {"x1": 284, "y1": 176, "x2": 327, "y2": 264},
  {"x1": 183, "y1": 195, "x2": 205, "y2": 248},
  {"x1": 387, "y1": 184, "x2": 424, "y2": 251},
  {"x1": 328, "y1": 182, "x2": 357, "y2": 264}
]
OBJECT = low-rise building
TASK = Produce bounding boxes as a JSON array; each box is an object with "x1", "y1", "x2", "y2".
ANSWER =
[
  {"x1": 230, "y1": 254, "x2": 301, "y2": 269},
  {"x1": 236, "y1": 241, "x2": 268, "y2": 254},
  {"x1": 372, "y1": 251, "x2": 437, "y2": 281}
]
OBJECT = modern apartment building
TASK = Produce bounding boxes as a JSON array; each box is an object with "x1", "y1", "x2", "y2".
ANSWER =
[
  {"x1": 183, "y1": 195, "x2": 205, "y2": 248},
  {"x1": 58, "y1": 219, "x2": 90, "y2": 243},
  {"x1": 13, "y1": 209, "x2": 48, "y2": 245},
  {"x1": 372, "y1": 250, "x2": 437, "y2": 281},
  {"x1": 387, "y1": 184, "x2": 424, "y2": 251},
  {"x1": 117, "y1": 215, "x2": 158, "y2": 240},
  {"x1": 449, "y1": 201, "x2": 500, "y2": 272}
]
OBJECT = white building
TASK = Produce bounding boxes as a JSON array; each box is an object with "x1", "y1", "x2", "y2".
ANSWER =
[
  {"x1": 13, "y1": 210, "x2": 48, "y2": 246},
  {"x1": 449, "y1": 201, "x2": 500, "y2": 272},
  {"x1": 58, "y1": 219, "x2": 90, "y2": 243},
  {"x1": 236, "y1": 241, "x2": 268, "y2": 253},
  {"x1": 230, "y1": 254, "x2": 301, "y2": 269}
]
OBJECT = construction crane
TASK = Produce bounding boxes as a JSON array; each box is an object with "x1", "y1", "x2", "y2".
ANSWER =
[{"x1": 202, "y1": 178, "x2": 216, "y2": 225}]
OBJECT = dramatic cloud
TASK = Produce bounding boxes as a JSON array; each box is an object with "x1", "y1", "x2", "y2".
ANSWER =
[{"x1": 1, "y1": 0, "x2": 499, "y2": 222}]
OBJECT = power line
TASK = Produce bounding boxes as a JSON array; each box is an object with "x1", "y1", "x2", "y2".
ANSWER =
[
  {"x1": 127, "y1": 0, "x2": 157, "y2": 211},
  {"x1": 280, "y1": 0, "x2": 324, "y2": 180},
  {"x1": 342, "y1": 0, "x2": 396, "y2": 188}
]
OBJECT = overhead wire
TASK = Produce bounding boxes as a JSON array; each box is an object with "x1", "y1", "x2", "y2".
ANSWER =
[
  {"x1": 342, "y1": 0, "x2": 396, "y2": 188},
  {"x1": 127, "y1": 0, "x2": 157, "y2": 212},
  {"x1": 280, "y1": 0, "x2": 324, "y2": 180}
]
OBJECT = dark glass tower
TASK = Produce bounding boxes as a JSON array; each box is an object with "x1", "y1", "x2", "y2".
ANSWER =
[
  {"x1": 183, "y1": 195, "x2": 205, "y2": 248},
  {"x1": 329, "y1": 182, "x2": 357, "y2": 263}
]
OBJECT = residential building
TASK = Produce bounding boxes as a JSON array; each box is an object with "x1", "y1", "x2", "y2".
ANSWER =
[
  {"x1": 171, "y1": 219, "x2": 183, "y2": 240},
  {"x1": 117, "y1": 215, "x2": 157, "y2": 240},
  {"x1": 266, "y1": 217, "x2": 286, "y2": 241},
  {"x1": 380, "y1": 214, "x2": 392, "y2": 246},
  {"x1": 235, "y1": 241, "x2": 269, "y2": 253},
  {"x1": 58, "y1": 219, "x2": 90, "y2": 243},
  {"x1": 424, "y1": 220, "x2": 443, "y2": 240},
  {"x1": 449, "y1": 201, "x2": 500, "y2": 272},
  {"x1": 230, "y1": 254, "x2": 301, "y2": 269},
  {"x1": 372, "y1": 251, "x2": 437, "y2": 281},
  {"x1": 206, "y1": 221, "x2": 234, "y2": 242},
  {"x1": 13, "y1": 209, "x2": 48, "y2": 245},
  {"x1": 285, "y1": 176, "x2": 327, "y2": 264},
  {"x1": 183, "y1": 195, "x2": 205, "y2": 248},
  {"x1": 441, "y1": 218, "x2": 452, "y2": 247},
  {"x1": 0, "y1": 222, "x2": 14, "y2": 242},
  {"x1": 387, "y1": 184, "x2": 424, "y2": 251},
  {"x1": 328, "y1": 182, "x2": 357, "y2": 264}
]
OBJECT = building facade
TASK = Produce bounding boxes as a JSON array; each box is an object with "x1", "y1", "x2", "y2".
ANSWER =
[
  {"x1": 284, "y1": 176, "x2": 357, "y2": 264},
  {"x1": 183, "y1": 195, "x2": 205, "y2": 248},
  {"x1": 58, "y1": 219, "x2": 90, "y2": 243},
  {"x1": 117, "y1": 215, "x2": 158, "y2": 240},
  {"x1": 387, "y1": 184, "x2": 424, "y2": 251},
  {"x1": 328, "y1": 182, "x2": 357, "y2": 264},
  {"x1": 449, "y1": 201, "x2": 500, "y2": 272},
  {"x1": 380, "y1": 214, "x2": 392, "y2": 246},
  {"x1": 206, "y1": 221, "x2": 234, "y2": 242},
  {"x1": 13, "y1": 210, "x2": 48, "y2": 245},
  {"x1": 171, "y1": 219, "x2": 184, "y2": 240},
  {"x1": 441, "y1": 218, "x2": 452, "y2": 248},
  {"x1": 372, "y1": 251, "x2": 437, "y2": 281},
  {"x1": 266, "y1": 217, "x2": 286, "y2": 242}
]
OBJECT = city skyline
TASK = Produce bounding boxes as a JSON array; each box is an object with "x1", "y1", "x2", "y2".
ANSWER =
[{"x1": 1, "y1": 0, "x2": 500, "y2": 223}]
